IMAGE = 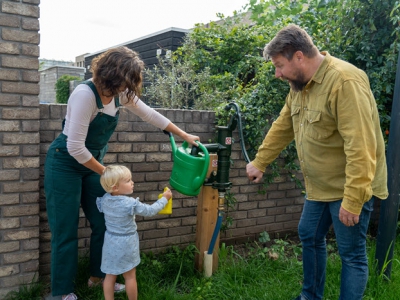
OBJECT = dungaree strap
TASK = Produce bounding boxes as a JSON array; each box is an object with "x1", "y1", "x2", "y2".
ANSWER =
[
  {"x1": 115, "y1": 96, "x2": 121, "y2": 107},
  {"x1": 83, "y1": 80, "x2": 103, "y2": 109},
  {"x1": 83, "y1": 80, "x2": 122, "y2": 108}
]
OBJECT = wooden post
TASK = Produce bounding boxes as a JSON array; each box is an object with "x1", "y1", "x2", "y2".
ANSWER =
[{"x1": 195, "y1": 153, "x2": 219, "y2": 274}]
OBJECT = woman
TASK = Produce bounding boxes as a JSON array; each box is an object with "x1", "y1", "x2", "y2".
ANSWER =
[{"x1": 44, "y1": 46, "x2": 200, "y2": 300}]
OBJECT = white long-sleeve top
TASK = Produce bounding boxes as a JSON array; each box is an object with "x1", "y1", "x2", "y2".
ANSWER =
[{"x1": 63, "y1": 83, "x2": 170, "y2": 164}]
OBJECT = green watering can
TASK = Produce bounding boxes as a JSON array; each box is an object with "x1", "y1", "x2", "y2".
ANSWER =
[{"x1": 164, "y1": 131, "x2": 210, "y2": 196}]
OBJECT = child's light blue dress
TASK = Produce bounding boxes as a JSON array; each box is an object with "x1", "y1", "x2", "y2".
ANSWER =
[{"x1": 96, "y1": 193, "x2": 167, "y2": 275}]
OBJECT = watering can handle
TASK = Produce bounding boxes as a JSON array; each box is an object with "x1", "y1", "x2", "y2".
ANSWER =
[
  {"x1": 163, "y1": 130, "x2": 172, "y2": 137},
  {"x1": 164, "y1": 130, "x2": 201, "y2": 157},
  {"x1": 187, "y1": 141, "x2": 210, "y2": 191}
]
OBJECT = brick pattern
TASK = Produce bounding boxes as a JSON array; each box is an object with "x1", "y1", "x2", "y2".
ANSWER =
[
  {"x1": 38, "y1": 104, "x2": 305, "y2": 281},
  {"x1": 0, "y1": 0, "x2": 41, "y2": 297}
]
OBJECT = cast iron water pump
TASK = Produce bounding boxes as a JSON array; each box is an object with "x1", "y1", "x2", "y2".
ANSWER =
[{"x1": 201, "y1": 102, "x2": 251, "y2": 193}]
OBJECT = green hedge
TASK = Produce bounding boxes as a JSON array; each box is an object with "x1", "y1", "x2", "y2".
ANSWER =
[{"x1": 55, "y1": 75, "x2": 81, "y2": 104}]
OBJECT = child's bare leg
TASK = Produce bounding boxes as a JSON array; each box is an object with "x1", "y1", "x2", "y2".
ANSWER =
[
  {"x1": 103, "y1": 274, "x2": 117, "y2": 300},
  {"x1": 123, "y1": 267, "x2": 137, "y2": 300}
]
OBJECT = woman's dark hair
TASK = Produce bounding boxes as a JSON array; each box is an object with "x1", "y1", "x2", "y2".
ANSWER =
[
  {"x1": 91, "y1": 46, "x2": 144, "y2": 101},
  {"x1": 263, "y1": 24, "x2": 318, "y2": 61}
]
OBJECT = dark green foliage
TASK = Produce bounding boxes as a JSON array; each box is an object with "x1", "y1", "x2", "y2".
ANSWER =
[
  {"x1": 55, "y1": 75, "x2": 81, "y2": 104},
  {"x1": 144, "y1": 11, "x2": 273, "y2": 110},
  {"x1": 145, "y1": 1, "x2": 400, "y2": 192},
  {"x1": 248, "y1": 0, "x2": 400, "y2": 143},
  {"x1": 160, "y1": 0, "x2": 400, "y2": 196}
]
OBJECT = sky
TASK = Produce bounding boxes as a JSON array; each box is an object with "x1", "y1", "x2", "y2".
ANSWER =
[{"x1": 39, "y1": 0, "x2": 251, "y2": 61}]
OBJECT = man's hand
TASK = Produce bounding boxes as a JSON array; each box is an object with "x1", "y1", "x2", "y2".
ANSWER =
[
  {"x1": 246, "y1": 163, "x2": 264, "y2": 183},
  {"x1": 339, "y1": 205, "x2": 360, "y2": 227}
]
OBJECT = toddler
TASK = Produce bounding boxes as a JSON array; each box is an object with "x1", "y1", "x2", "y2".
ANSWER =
[{"x1": 97, "y1": 164, "x2": 172, "y2": 300}]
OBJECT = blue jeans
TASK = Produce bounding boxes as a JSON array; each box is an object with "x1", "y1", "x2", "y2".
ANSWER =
[{"x1": 297, "y1": 197, "x2": 374, "y2": 300}]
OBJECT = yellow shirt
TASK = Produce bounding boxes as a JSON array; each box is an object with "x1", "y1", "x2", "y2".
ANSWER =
[{"x1": 252, "y1": 52, "x2": 388, "y2": 214}]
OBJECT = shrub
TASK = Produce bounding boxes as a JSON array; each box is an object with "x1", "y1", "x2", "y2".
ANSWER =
[
  {"x1": 55, "y1": 75, "x2": 81, "y2": 104},
  {"x1": 144, "y1": 0, "x2": 400, "y2": 193}
]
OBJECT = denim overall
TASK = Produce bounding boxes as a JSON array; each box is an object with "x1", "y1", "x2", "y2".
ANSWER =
[{"x1": 44, "y1": 81, "x2": 120, "y2": 296}]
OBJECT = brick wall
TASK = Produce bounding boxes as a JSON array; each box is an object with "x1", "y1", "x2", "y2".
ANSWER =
[
  {"x1": 0, "y1": 0, "x2": 41, "y2": 297},
  {"x1": 38, "y1": 104, "x2": 305, "y2": 283}
]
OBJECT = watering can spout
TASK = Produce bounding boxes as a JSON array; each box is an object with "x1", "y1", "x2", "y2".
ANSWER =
[{"x1": 164, "y1": 131, "x2": 209, "y2": 196}]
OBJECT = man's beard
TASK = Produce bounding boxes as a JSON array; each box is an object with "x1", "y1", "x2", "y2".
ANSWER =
[
  {"x1": 286, "y1": 69, "x2": 307, "y2": 92},
  {"x1": 289, "y1": 79, "x2": 307, "y2": 92}
]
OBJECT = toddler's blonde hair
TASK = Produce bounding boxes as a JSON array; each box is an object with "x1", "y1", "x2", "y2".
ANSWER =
[{"x1": 100, "y1": 165, "x2": 132, "y2": 193}]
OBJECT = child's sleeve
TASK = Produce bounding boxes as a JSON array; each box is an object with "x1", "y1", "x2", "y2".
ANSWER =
[
  {"x1": 96, "y1": 197, "x2": 103, "y2": 212},
  {"x1": 130, "y1": 197, "x2": 168, "y2": 216}
]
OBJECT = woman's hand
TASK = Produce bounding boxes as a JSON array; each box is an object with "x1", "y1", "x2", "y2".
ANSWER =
[
  {"x1": 164, "y1": 122, "x2": 200, "y2": 146},
  {"x1": 184, "y1": 133, "x2": 201, "y2": 146}
]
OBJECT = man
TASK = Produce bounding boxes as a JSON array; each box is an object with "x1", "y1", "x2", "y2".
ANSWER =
[{"x1": 246, "y1": 24, "x2": 388, "y2": 300}]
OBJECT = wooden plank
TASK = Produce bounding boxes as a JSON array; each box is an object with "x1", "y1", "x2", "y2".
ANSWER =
[{"x1": 195, "y1": 154, "x2": 219, "y2": 274}]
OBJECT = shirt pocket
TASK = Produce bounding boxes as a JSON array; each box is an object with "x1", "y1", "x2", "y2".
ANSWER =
[
  {"x1": 291, "y1": 106, "x2": 301, "y2": 133},
  {"x1": 304, "y1": 110, "x2": 335, "y2": 140}
]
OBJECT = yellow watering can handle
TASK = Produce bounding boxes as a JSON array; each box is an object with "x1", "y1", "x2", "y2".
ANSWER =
[{"x1": 158, "y1": 187, "x2": 172, "y2": 215}]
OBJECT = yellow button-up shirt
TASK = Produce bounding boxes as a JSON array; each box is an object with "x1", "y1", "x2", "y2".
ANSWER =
[{"x1": 252, "y1": 52, "x2": 388, "y2": 214}]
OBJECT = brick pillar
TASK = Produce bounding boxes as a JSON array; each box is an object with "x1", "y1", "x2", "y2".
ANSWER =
[{"x1": 0, "y1": 0, "x2": 41, "y2": 297}]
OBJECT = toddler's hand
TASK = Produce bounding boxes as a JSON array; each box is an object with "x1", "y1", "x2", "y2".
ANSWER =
[{"x1": 163, "y1": 188, "x2": 172, "y2": 200}]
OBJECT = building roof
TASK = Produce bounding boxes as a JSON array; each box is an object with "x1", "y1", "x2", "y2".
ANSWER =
[{"x1": 85, "y1": 27, "x2": 189, "y2": 59}]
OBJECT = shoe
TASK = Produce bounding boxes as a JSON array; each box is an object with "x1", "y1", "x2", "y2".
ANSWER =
[
  {"x1": 113, "y1": 282, "x2": 125, "y2": 292},
  {"x1": 62, "y1": 293, "x2": 78, "y2": 300},
  {"x1": 88, "y1": 278, "x2": 126, "y2": 292}
]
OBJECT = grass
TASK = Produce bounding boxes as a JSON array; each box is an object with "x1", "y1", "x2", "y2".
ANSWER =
[
  {"x1": 5, "y1": 233, "x2": 400, "y2": 300},
  {"x1": 3, "y1": 274, "x2": 46, "y2": 300}
]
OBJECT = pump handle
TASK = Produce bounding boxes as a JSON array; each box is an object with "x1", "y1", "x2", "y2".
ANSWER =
[{"x1": 190, "y1": 145, "x2": 201, "y2": 156}]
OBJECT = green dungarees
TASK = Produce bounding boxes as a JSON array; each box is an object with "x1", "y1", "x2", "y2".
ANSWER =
[{"x1": 44, "y1": 81, "x2": 120, "y2": 296}]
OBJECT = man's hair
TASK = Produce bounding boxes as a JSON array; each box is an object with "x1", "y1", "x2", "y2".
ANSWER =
[
  {"x1": 100, "y1": 165, "x2": 132, "y2": 193},
  {"x1": 263, "y1": 24, "x2": 318, "y2": 61}
]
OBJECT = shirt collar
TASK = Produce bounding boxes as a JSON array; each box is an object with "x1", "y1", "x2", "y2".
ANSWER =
[{"x1": 309, "y1": 51, "x2": 331, "y2": 85}]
